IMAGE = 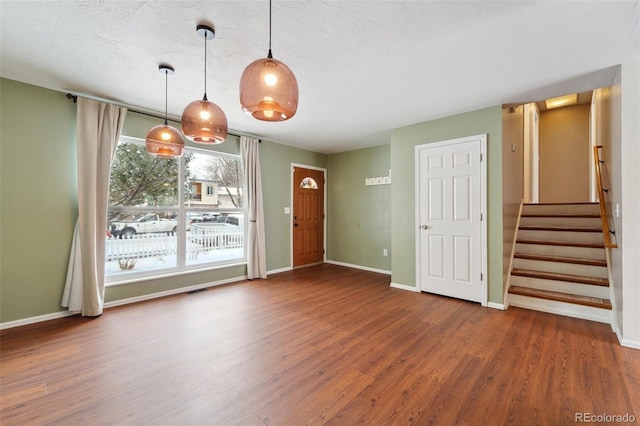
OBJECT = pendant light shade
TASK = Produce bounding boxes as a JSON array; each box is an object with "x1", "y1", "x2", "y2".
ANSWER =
[
  {"x1": 182, "y1": 24, "x2": 227, "y2": 144},
  {"x1": 239, "y1": 0, "x2": 298, "y2": 121},
  {"x1": 146, "y1": 65, "x2": 185, "y2": 158},
  {"x1": 181, "y1": 98, "x2": 228, "y2": 144},
  {"x1": 240, "y1": 55, "x2": 298, "y2": 121}
]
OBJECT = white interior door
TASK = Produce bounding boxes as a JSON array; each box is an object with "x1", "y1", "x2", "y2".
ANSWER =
[{"x1": 416, "y1": 135, "x2": 486, "y2": 304}]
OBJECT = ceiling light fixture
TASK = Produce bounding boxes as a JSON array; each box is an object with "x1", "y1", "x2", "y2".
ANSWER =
[
  {"x1": 182, "y1": 24, "x2": 228, "y2": 144},
  {"x1": 146, "y1": 65, "x2": 185, "y2": 158},
  {"x1": 239, "y1": 0, "x2": 298, "y2": 121},
  {"x1": 545, "y1": 93, "x2": 578, "y2": 110}
]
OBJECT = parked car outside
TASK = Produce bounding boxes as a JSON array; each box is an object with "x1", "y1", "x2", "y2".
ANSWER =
[{"x1": 202, "y1": 213, "x2": 220, "y2": 222}]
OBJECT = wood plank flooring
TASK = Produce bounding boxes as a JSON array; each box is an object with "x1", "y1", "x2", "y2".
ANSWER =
[{"x1": 1, "y1": 264, "x2": 639, "y2": 425}]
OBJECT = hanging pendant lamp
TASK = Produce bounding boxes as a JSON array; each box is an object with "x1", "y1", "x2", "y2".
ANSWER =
[
  {"x1": 239, "y1": 0, "x2": 298, "y2": 121},
  {"x1": 182, "y1": 24, "x2": 228, "y2": 144},
  {"x1": 146, "y1": 65, "x2": 185, "y2": 158}
]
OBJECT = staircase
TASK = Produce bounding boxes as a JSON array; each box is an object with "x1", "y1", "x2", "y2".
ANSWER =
[{"x1": 507, "y1": 202, "x2": 612, "y2": 323}]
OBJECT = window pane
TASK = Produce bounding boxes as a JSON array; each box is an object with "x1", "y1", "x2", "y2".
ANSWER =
[
  {"x1": 109, "y1": 141, "x2": 180, "y2": 207},
  {"x1": 300, "y1": 177, "x2": 318, "y2": 189},
  {"x1": 106, "y1": 210, "x2": 180, "y2": 276},
  {"x1": 106, "y1": 137, "x2": 246, "y2": 281},
  {"x1": 187, "y1": 212, "x2": 245, "y2": 266},
  {"x1": 185, "y1": 152, "x2": 243, "y2": 208}
]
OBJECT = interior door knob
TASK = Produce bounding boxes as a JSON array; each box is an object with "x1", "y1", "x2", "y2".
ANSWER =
[
  {"x1": 421, "y1": 225, "x2": 429, "y2": 229},
  {"x1": 294, "y1": 223, "x2": 299, "y2": 227}
]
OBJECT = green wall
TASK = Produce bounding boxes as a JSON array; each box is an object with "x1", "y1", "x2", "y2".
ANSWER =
[
  {"x1": 390, "y1": 106, "x2": 504, "y2": 305},
  {"x1": 259, "y1": 140, "x2": 327, "y2": 271},
  {"x1": 1, "y1": 78, "x2": 78, "y2": 322},
  {"x1": 327, "y1": 145, "x2": 391, "y2": 271}
]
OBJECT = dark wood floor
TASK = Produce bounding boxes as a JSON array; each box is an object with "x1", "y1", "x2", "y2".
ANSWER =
[{"x1": 1, "y1": 264, "x2": 639, "y2": 425}]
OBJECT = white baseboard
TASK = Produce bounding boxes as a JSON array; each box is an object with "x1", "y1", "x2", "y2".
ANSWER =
[
  {"x1": 104, "y1": 275, "x2": 247, "y2": 309},
  {"x1": 326, "y1": 260, "x2": 391, "y2": 275},
  {"x1": 487, "y1": 302, "x2": 506, "y2": 310},
  {"x1": 0, "y1": 310, "x2": 77, "y2": 330},
  {"x1": 620, "y1": 337, "x2": 640, "y2": 350},
  {"x1": 267, "y1": 266, "x2": 293, "y2": 275},
  {"x1": 390, "y1": 282, "x2": 420, "y2": 292}
]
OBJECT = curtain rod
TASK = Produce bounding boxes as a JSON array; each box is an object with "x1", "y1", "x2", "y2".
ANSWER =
[{"x1": 65, "y1": 93, "x2": 260, "y2": 142}]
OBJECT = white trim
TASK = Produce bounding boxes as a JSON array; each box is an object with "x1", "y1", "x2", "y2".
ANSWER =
[
  {"x1": 104, "y1": 275, "x2": 247, "y2": 309},
  {"x1": 267, "y1": 266, "x2": 293, "y2": 275},
  {"x1": 390, "y1": 282, "x2": 420, "y2": 292},
  {"x1": 508, "y1": 294, "x2": 612, "y2": 324},
  {"x1": 619, "y1": 337, "x2": 640, "y2": 350},
  {"x1": 290, "y1": 163, "x2": 328, "y2": 268},
  {"x1": 487, "y1": 302, "x2": 506, "y2": 310},
  {"x1": 326, "y1": 260, "x2": 391, "y2": 275},
  {"x1": 106, "y1": 261, "x2": 247, "y2": 287},
  {"x1": 414, "y1": 134, "x2": 488, "y2": 306},
  {"x1": 0, "y1": 310, "x2": 77, "y2": 330}
]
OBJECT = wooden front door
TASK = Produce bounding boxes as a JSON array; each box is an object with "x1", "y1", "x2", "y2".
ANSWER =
[{"x1": 292, "y1": 166, "x2": 325, "y2": 267}]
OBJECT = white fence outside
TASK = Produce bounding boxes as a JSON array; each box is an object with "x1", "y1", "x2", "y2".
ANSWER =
[{"x1": 105, "y1": 227, "x2": 244, "y2": 262}]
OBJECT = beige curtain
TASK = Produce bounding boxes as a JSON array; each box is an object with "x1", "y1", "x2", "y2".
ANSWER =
[
  {"x1": 62, "y1": 98, "x2": 127, "y2": 316},
  {"x1": 241, "y1": 136, "x2": 267, "y2": 279}
]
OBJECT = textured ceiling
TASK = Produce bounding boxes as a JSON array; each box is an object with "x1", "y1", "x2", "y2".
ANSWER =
[{"x1": 1, "y1": 1, "x2": 638, "y2": 154}]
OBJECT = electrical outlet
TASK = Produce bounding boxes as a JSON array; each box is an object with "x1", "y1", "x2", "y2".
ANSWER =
[{"x1": 383, "y1": 249, "x2": 388, "y2": 256}]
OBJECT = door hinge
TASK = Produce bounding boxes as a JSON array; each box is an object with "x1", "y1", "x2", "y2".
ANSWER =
[
  {"x1": 480, "y1": 273, "x2": 483, "y2": 281},
  {"x1": 480, "y1": 213, "x2": 483, "y2": 221},
  {"x1": 480, "y1": 153, "x2": 483, "y2": 162}
]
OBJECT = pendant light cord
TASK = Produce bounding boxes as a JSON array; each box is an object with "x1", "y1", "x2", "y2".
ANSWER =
[
  {"x1": 203, "y1": 29, "x2": 209, "y2": 101},
  {"x1": 164, "y1": 68, "x2": 169, "y2": 125},
  {"x1": 268, "y1": 0, "x2": 273, "y2": 59}
]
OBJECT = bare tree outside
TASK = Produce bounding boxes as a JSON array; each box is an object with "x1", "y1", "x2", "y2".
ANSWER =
[{"x1": 205, "y1": 157, "x2": 243, "y2": 208}]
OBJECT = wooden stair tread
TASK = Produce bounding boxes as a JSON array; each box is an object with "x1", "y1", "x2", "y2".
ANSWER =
[
  {"x1": 521, "y1": 213, "x2": 600, "y2": 218},
  {"x1": 514, "y1": 253, "x2": 606, "y2": 267},
  {"x1": 509, "y1": 286, "x2": 612, "y2": 310},
  {"x1": 519, "y1": 225, "x2": 601, "y2": 232},
  {"x1": 516, "y1": 239, "x2": 605, "y2": 249},
  {"x1": 523, "y1": 202, "x2": 598, "y2": 206},
  {"x1": 511, "y1": 268, "x2": 609, "y2": 286}
]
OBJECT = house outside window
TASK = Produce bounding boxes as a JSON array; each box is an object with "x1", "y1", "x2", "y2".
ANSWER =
[{"x1": 105, "y1": 136, "x2": 246, "y2": 282}]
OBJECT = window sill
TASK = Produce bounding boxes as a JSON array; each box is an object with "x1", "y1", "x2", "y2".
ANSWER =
[{"x1": 105, "y1": 261, "x2": 247, "y2": 287}]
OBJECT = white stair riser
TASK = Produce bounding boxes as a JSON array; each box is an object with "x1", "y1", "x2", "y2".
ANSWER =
[
  {"x1": 517, "y1": 229, "x2": 604, "y2": 243},
  {"x1": 522, "y1": 204, "x2": 600, "y2": 215},
  {"x1": 520, "y1": 216, "x2": 601, "y2": 228},
  {"x1": 513, "y1": 258, "x2": 608, "y2": 279},
  {"x1": 510, "y1": 275, "x2": 610, "y2": 299},
  {"x1": 508, "y1": 294, "x2": 611, "y2": 324},
  {"x1": 515, "y1": 243, "x2": 606, "y2": 260}
]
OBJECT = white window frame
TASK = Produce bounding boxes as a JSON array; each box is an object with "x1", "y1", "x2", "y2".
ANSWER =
[{"x1": 105, "y1": 136, "x2": 247, "y2": 286}]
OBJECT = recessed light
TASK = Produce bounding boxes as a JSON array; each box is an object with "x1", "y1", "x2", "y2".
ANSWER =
[{"x1": 545, "y1": 94, "x2": 578, "y2": 109}]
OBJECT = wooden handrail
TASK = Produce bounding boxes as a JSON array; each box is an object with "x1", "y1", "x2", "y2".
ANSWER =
[{"x1": 593, "y1": 145, "x2": 617, "y2": 248}]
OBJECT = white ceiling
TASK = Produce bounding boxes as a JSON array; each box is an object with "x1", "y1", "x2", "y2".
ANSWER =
[{"x1": 1, "y1": 1, "x2": 638, "y2": 154}]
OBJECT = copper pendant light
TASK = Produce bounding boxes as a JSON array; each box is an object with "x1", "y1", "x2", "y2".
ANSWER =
[
  {"x1": 182, "y1": 24, "x2": 228, "y2": 144},
  {"x1": 239, "y1": 0, "x2": 298, "y2": 121},
  {"x1": 146, "y1": 65, "x2": 185, "y2": 158}
]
